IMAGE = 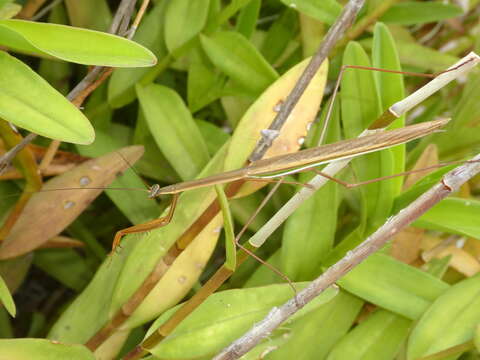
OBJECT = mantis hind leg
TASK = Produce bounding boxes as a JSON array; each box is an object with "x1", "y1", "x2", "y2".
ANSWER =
[{"x1": 109, "y1": 193, "x2": 179, "y2": 256}]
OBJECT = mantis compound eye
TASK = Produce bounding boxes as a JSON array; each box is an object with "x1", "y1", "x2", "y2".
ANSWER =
[{"x1": 148, "y1": 184, "x2": 161, "y2": 198}]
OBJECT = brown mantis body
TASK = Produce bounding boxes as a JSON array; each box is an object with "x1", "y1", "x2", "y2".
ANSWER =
[
  {"x1": 110, "y1": 117, "x2": 449, "y2": 252},
  {"x1": 110, "y1": 51, "x2": 480, "y2": 253}
]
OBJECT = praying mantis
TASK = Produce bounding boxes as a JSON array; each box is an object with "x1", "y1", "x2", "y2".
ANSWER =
[
  {"x1": 109, "y1": 51, "x2": 480, "y2": 259},
  {"x1": 110, "y1": 118, "x2": 448, "y2": 253}
]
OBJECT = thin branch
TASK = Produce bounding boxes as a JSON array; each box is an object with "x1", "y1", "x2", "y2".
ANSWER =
[
  {"x1": 248, "y1": 0, "x2": 365, "y2": 162},
  {"x1": 31, "y1": 0, "x2": 64, "y2": 21},
  {"x1": 214, "y1": 153, "x2": 480, "y2": 360},
  {"x1": 0, "y1": 133, "x2": 37, "y2": 175},
  {"x1": 17, "y1": 0, "x2": 47, "y2": 19}
]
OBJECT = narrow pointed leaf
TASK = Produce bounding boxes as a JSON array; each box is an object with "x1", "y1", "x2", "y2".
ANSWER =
[
  {"x1": 0, "y1": 1, "x2": 20, "y2": 19},
  {"x1": 327, "y1": 310, "x2": 411, "y2": 360},
  {"x1": 280, "y1": 0, "x2": 342, "y2": 25},
  {"x1": 164, "y1": 0, "x2": 210, "y2": 53},
  {"x1": 0, "y1": 19, "x2": 156, "y2": 67},
  {"x1": 267, "y1": 291, "x2": 363, "y2": 359},
  {"x1": 0, "y1": 339, "x2": 94, "y2": 360},
  {"x1": 146, "y1": 283, "x2": 338, "y2": 358},
  {"x1": 341, "y1": 41, "x2": 392, "y2": 233},
  {"x1": 0, "y1": 51, "x2": 94, "y2": 144},
  {"x1": 381, "y1": 2, "x2": 463, "y2": 25},
  {"x1": 281, "y1": 104, "x2": 340, "y2": 281},
  {"x1": 408, "y1": 274, "x2": 480, "y2": 359},
  {"x1": 136, "y1": 83, "x2": 210, "y2": 181},
  {"x1": 337, "y1": 253, "x2": 449, "y2": 320},
  {"x1": 0, "y1": 275, "x2": 15, "y2": 317},
  {"x1": 415, "y1": 198, "x2": 480, "y2": 240},
  {"x1": 372, "y1": 22, "x2": 405, "y2": 195},
  {"x1": 200, "y1": 31, "x2": 278, "y2": 96}
]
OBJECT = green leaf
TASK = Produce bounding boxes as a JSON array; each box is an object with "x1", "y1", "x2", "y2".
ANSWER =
[
  {"x1": 281, "y1": 105, "x2": 340, "y2": 281},
  {"x1": 0, "y1": 51, "x2": 94, "y2": 144},
  {"x1": 415, "y1": 198, "x2": 480, "y2": 240},
  {"x1": 133, "y1": 110, "x2": 181, "y2": 184},
  {"x1": 267, "y1": 291, "x2": 363, "y2": 359},
  {"x1": 146, "y1": 283, "x2": 338, "y2": 358},
  {"x1": 280, "y1": 0, "x2": 342, "y2": 25},
  {"x1": 381, "y1": 2, "x2": 463, "y2": 25},
  {"x1": 372, "y1": 22, "x2": 405, "y2": 196},
  {"x1": 196, "y1": 119, "x2": 229, "y2": 156},
  {"x1": 0, "y1": 339, "x2": 95, "y2": 360},
  {"x1": 281, "y1": 174, "x2": 337, "y2": 279},
  {"x1": 48, "y1": 252, "x2": 130, "y2": 343},
  {"x1": 33, "y1": 249, "x2": 93, "y2": 292},
  {"x1": 327, "y1": 310, "x2": 411, "y2": 360},
  {"x1": 0, "y1": 275, "x2": 15, "y2": 317},
  {"x1": 164, "y1": 0, "x2": 210, "y2": 53},
  {"x1": 200, "y1": 31, "x2": 278, "y2": 96},
  {"x1": 217, "y1": 0, "x2": 254, "y2": 26},
  {"x1": 0, "y1": 0, "x2": 20, "y2": 19},
  {"x1": 235, "y1": 0, "x2": 261, "y2": 39},
  {"x1": 475, "y1": 324, "x2": 480, "y2": 353},
  {"x1": 136, "y1": 83, "x2": 210, "y2": 181},
  {"x1": 360, "y1": 38, "x2": 459, "y2": 72},
  {"x1": 187, "y1": 48, "x2": 226, "y2": 112},
  {"x1": 452, "y1": 72, "x2": 480, "y2": 129},
  {"x1": 337, "y1": 253, "x2": 449, "y2": 320},
  {"x1": 0, "y1": 19, "x2": 156, "y2": 67},
  {"x1": 341, "y1": 41, "x2": 393, "y2": 233},
  {"x1": 260, "y1": 8, "x2": 298, "y2": 64},
  {"x1": 407, "y1": 274, "x2": 480, "y2": 359}
]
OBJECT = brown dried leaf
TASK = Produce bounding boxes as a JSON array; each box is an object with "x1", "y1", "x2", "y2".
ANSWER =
[
  {"x1": 226, "y1": 57, "x2": 329, "y2": 197},
  {"x1": 0, "y1": 143, "x2": 89, "y2": 180},
  {"x1": 391, "y1": 227, "x2": 424, "y2": 264},
  {"x1": 0, "y1": 146, "x2": 144, "y2": 259},
  {"x1": 422, "y1": 239, "x2": 480, "y2": 277}
]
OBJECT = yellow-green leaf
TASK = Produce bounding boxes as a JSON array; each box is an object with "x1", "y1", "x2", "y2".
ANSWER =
[
  {"x1": 0, "y1": 275, "x2": 15, "y2": 317},
  {"x1": 408, "y1": 274, "x2": 480, "y2": 359},
  {"x1": 200, "y1": 31, "x2": 278, "y2": 96},
  {"x1": 136, "y1": 84, "x2": 210, "y2": 181},
  {"x1": 0, "y1": 51, "x2": 94, "y2": 144},
  {"x1": 164, "y1": 0, "x2": 210, "y2": 53},
  {"x1": 381, "y1": 2, "x2": 463, "y2": 25},
  {"x1": 0, "y1": 339, "x2": 94, "y2": 360},
  {"x1": 0, "y1": 19, "x2": 156, "y2": 67},
  {"x1": 146, "y1": 283, "x2": 338, "y2": 358}
]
